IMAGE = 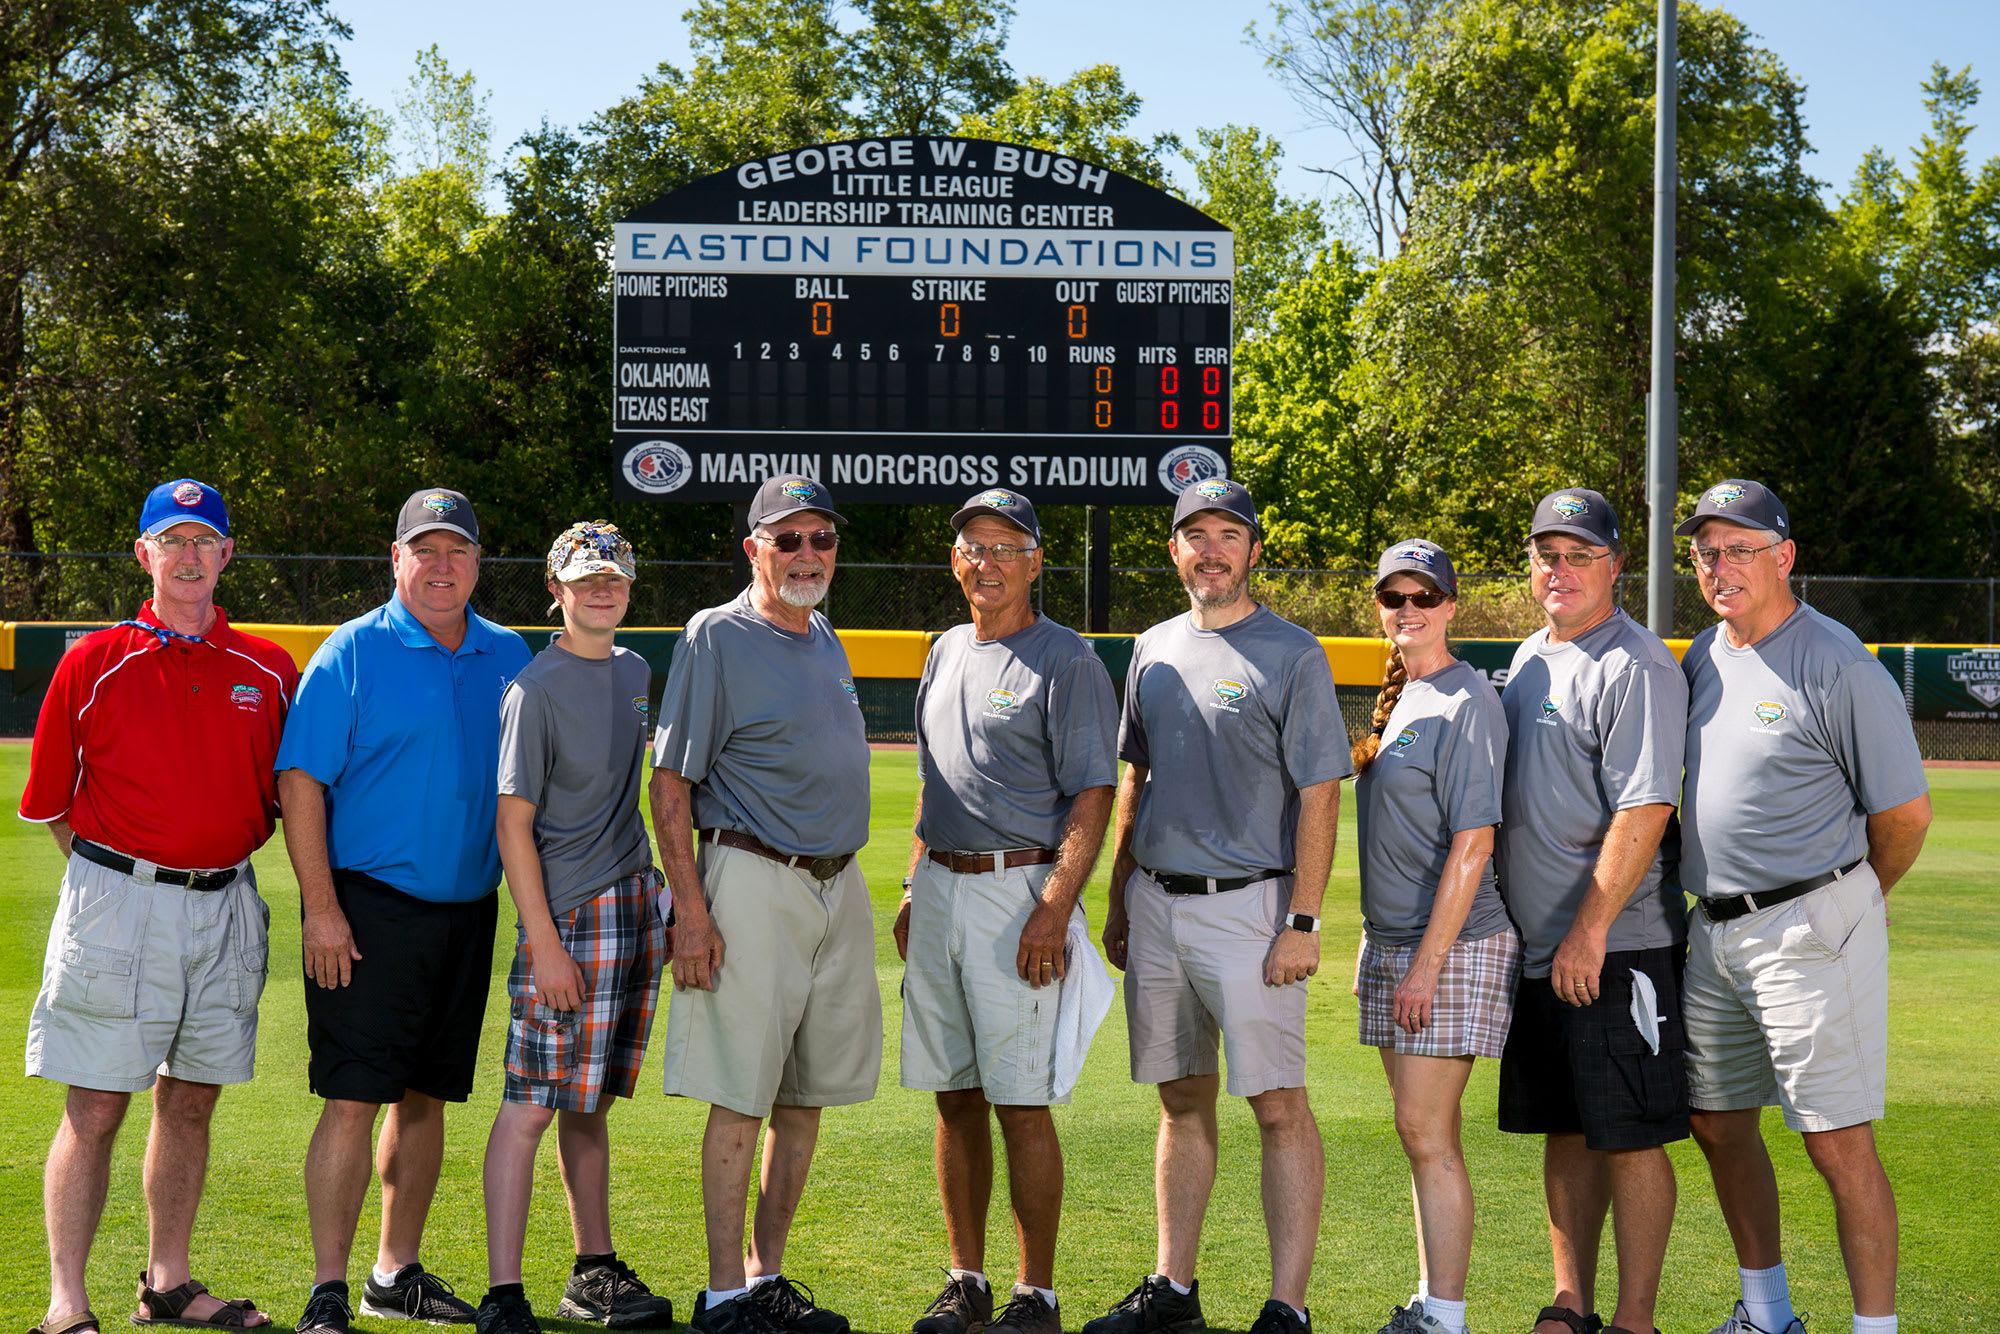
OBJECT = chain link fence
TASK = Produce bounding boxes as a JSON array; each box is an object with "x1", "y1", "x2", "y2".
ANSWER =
[{"x1": 4, "y1": 553, "x2": 1994, "y2": 758}]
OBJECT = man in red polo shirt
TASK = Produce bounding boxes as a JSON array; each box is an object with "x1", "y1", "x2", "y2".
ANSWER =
[{"x1": 21, "y1": 478, "x2": 297, "y2": 1334}]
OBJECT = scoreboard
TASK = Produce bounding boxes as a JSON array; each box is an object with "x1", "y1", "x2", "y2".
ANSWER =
[{"x1": 611, "y1": 136, "x2": 1234, "y2": 505}]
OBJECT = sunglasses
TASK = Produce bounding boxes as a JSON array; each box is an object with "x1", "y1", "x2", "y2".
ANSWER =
[
  {"x1": 1376, "y1": 588, "x2": 1449, "y2": 610},
  {"x1": 757, "y1": 529, "x2": 839, "y2": 553}
]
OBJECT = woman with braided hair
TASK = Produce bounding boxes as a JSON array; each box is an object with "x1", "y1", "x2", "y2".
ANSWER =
[{"x1": 1350, "y1": 540, "x2": 1520, "y2": 1334}]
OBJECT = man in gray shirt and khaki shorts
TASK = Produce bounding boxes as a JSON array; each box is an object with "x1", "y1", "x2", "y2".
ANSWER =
[
  {"x1": 1676, "y1": 480, "x2": 1931, "y2": 1334},
  {"x1": 1494, "y1": 489, "x2": 1689, "y2": 1334},
  {"x1": 1088, "y1": 480, "x2": 1348, "y2": 1334},
  {"x1": 894, "y1": 486, "x2": 1120, "y2": 1334},
  {"x1": 650, "y1": 477, "x2": 881, "y2": 1334}
]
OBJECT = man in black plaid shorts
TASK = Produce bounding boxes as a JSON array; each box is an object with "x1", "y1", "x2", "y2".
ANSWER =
[{"x1": 476, "y1": 522, "x2": 673, "y2": 1334}]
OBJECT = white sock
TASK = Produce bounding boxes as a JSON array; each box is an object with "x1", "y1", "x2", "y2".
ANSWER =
[
  {"x1": 1852, "y1": 1317, "x2": 1896, "y2": 1334},
  {"x1": 371, "y1": 1266, "x2": 403, "y2": 1287},
  {"x1": 706, "y1": 1288, "x2": 750, "y2": 1306},
  {"x1": 949, "y1": 1271, "x2": 989, "y2": 1291},
  {"x1": 1154, "y1": 1275, "x2": 1192, "y2": 1297},
  {"x1": 1285, "y1": 1305, "x2": 1308, "y2": 1323},
  {"x1": 1410, "y1": 1280, "x2": 1430, "y2": 1307},
  {"x1": 1014, "y1": 1285, "x2": 1057, "y2": 1308},
  {"x1": 747, "y1": 1274, "x2": 778, "y2": 1288},
  {"x1": 1740, "y1": 1264, "x2": 1795, "y2": 1333},
  {"x1": 1423, "y1": 1296, "x2": 1467, "y2": 1334}
]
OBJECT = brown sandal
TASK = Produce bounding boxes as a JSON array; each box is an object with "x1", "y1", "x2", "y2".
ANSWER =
[
  {"x1": 130, "y1": 1277, "x2": 262, "y2": 1329},
  {"x1": 31, "y1": 1312, "x2": 101, "y2": 1334}
]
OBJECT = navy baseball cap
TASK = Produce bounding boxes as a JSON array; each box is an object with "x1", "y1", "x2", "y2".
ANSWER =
[
  {"x1": 1674, "y1": 478, "x2": 1790, "y2": 538},
  {"x1": 1530, "y1": 488, "x2": 1620, "y2": 546},
  {"x1": 950, "y1": 487, "x2": 1040, "y2": 542},
  {"x1": 1171, "y1": 478, "x2": 1260, "y2": 536},
  {"x1": 141, "y1": 479, "x2": 229, "y2": 538},
  {"x1": 748, "y1": 475, "x2": 846, "y2": 526},
  {"x1": 397, "y1": 487, "x2": 480, "y2": 544},
  {"x1": 1375, "y1": 539, "x2": 1458, "y2": 596}
]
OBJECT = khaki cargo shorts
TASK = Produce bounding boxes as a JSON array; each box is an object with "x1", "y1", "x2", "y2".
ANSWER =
[
  {"x1": 27, "y1": 849, "x2": 268, "y2": 1091},
  {"x1": 658, "y1": 842, "x2": 882, "y2": 1118}
]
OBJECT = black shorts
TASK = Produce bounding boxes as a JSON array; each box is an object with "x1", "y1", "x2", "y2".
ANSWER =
[
  {"x1": 1497, "y1": 943, "x2": 1690, "y2": 1151},
  {"x1": 304, "y1": 870, "x2": 498, "y2": 1104}
]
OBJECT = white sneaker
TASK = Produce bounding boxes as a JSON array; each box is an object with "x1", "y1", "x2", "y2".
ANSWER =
[{"x1": 1710, "y1": 1301, "x2": 1806, "y2": 1334}]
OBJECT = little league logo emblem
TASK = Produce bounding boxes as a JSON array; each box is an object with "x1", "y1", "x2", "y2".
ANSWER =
[
  {"x1": 173, "y1": 482, "x2": 205, "y2": 507},
  {"x1": 782, "y1": 480, "x2": 817, "y2": 500},
  {"x1": 979, "y1": 490, "x2": 1016, "y2": 508},
  {"x1": 1541, "y1": 695, "x2": 1562, "y2": 717},
  {"x1": 1212, "y1": 678, "x2": 1247, "y2": 705},
  {"x1": 1552, "y1": 495, "x2": 1588, "y2": 519},
  {"x1": 840, "y1": 678, "x2": 858, "y2": 700},
  {"x1": 1395, "y1": 544, "x2": 1436, "y2": 568},
  {"x1": 1754, "y1": 700, "x2": 1787, "y2": 727},
  {"x1": 1195, "y1": 479, "x2": 1232, "y2": 500},
  {"x1": 1707, "y1": 483, "x2": 1747, "y2": 507},
  {"x1": 1393, "y1": 726, "x2": 1418, "y2": 748},
  {"x1": 422, "y1": 492, "x2": 456, "y2": 515},
  {"x1": 622, "y1": 440, "x2": 692, "y2": 495},
  {"x1": 632, "y1": 695, "x2": 649, "y2": 715},
  {"x1": 986, "y1": 688, "x2": 1019, "y2": 711},
  {"x1": 1946, "y1": 649, "x2": 2000, "y2": 708},
  {"x1": 1158, "y1": 445, "x2": 1226, "y2": 495},
  {"x1": 229, "y1": 684, "x2": 263, "y2": 712}
]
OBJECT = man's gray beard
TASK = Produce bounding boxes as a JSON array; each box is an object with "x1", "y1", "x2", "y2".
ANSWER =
[
  {"x1": 778, "y1": 575, "x2": 829, "y2": 607},
  {"x1": 1184, "y1": 573, "x2": 1248, "y2": 609}
]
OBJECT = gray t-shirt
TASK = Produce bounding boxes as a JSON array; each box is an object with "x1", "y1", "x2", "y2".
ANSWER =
[
  {"x1": 1355, "y1": 659, "x2": 1512, "y2": 947},
  {"x1": 496, "y1": 641, "x2": 655, "y2": 917},
  {"x1": 1682, "y1": 602, "x2": 1928, "y2": 900},
  {"x1": 1498, "y1": 611, "x2": 1688, "y2": 976},
  {"x1": 651, "y1": 591, "x2": 871, "y2": 857},
  {"x1": 1118, "y1": 605, "x2": 1352, "y2": 879},
  {"x1": 916, "y1": 616, "x2": 1120, "y2": 852}
]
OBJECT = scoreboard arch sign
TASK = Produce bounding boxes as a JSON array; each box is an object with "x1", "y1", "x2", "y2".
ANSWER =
[{"x1": 610, "y1": 136, "x2": 1234, "y2": 504}]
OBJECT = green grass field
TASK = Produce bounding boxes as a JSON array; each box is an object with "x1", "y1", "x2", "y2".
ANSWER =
[{"x1": 1, "y1": 750, "x2": 1995, "y2": 1333}]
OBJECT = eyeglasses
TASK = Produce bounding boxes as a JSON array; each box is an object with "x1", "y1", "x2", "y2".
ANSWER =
[
  {"x1": 1530, "y1": 547, "x2": 1611, "y2": 570},
  {"x1": 1688, "y1": 540, "x2": 1778, "y2": 568},
  {"x1": 756, "y1": 530, "x2": 839, "y2": 553},
  {"x1": 150, "y1": 534, "x2": 223, "y2": 554},
  {"x1": 955, "y1": 540, "x2": 1037, "y2": 564},
  {"x1": 1376, "y1": 588, "x2": 1449, "y2": 610}
]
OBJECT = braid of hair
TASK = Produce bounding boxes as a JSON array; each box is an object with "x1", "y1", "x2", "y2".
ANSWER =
[{"x1": 1351, "y1": 645, "x2": 1409, "y2": 776}]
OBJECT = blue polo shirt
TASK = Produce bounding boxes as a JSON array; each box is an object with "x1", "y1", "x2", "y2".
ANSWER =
[{"x1": 276, "y1": 596, "x2": 531, "y2": 903}]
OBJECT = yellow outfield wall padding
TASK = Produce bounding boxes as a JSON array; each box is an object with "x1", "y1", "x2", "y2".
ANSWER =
[{"x1": 831, "y1": 629, "x2": 933, "y2": 678}]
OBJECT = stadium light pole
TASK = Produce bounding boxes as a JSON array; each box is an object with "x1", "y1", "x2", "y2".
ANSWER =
[{"x1": 1647, "y1": 0, "x2": 1678, "y2": 637}]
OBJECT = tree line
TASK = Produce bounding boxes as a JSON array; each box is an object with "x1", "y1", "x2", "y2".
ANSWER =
[{"x1": 1, "y1": 0, "x2": 1994, "y2": 579}]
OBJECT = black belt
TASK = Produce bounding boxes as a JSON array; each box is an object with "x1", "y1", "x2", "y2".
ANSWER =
[
  {"x1": 71, "y1": 837, "x2": 239, "y2": 891},
  {"x1": 1144, "y1": 866, "x2": 1291, "y2": 896},
  {"x1": 702, "y1": 828, "x2": 854, "y2": 882},
  {"x1": 1700, "y1": 857, "x2": 1867, "y2": 922},
  {"x1": 930, "y1": 847, "x2": 1059, "y2": 874}
]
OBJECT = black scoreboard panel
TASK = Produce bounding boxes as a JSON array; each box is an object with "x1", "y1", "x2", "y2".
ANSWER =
[{"x1": 610, "y1": 137, "x2": 1234, "y2": 505}]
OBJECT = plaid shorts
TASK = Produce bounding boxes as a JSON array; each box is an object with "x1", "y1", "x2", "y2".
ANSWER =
[
  {"x1": 504, "y1": 869, "x2": 666, "y2": 1111},
  {"x1": 1358, "y1": 926, "x2": 1521, "y2": 1058}
]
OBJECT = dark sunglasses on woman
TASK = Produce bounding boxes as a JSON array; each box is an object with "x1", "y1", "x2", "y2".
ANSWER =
[{"x1": 1375, "y1": 588, "x2": 1448, "y2": 610}]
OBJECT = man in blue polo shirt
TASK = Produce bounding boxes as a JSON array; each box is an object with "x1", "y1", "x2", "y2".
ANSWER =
[{"x1": 277, "y1": 488, "x2": 532, "y2": 1334}]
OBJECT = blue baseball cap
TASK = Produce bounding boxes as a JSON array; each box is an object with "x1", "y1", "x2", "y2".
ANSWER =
[
  {"x1": 140, "y1": 478, "x2": 229, "y2": 538},
  {"x1": 950, "y1": 487, "x2": 1041, "y2": 542},
  {"x1": 1171, "y1": 478, "x2": 1260, "y2": 536},
  {"x1": 1674, "y1": 478, "x2": 1790, "y2": 538},
  {"x1": 1530, "y1": 488, "x2": 1620, "y2": 546},
  {"x1": 748, "y1": 475, "x2": 846, "y2": 526},
  {"x1": 1375, "y1": 539, "x2": 1458, "y2": 596}
]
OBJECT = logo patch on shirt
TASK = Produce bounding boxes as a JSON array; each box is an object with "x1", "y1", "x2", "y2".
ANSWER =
[
  {"x1": 1707, "y1": 483, "x2": 1746, "y2": 508},
  {"x1": 987, "y1": 688, "x2": 1019, "y2": 711},
  {"x1": 422, "y1": 492, "x2": 456, "y2": 515},
  {"x1": 840, "y1": 678, "x2": 858, "y2": 701},
  {"x1": 1393, "y1": 726, "x2": 1418, "y2": 748},
  {"x1": 229, "y1": 684, "x2": 264, "y2": 711},
  {"x1": 1537, "y1": 693, "x2": 1563, "y2": 726},
  {"x1": 1552, "y1": 494, "x2": 1588, "y2": 519},
  {"x1": 173, "y1": 481, "x2": 205, "y2": 507},
  {"x1": 1212, "y1": 679, "x2": 1247, "y2": 706},
  {"x1": 632, "y1": 695, "x2": 649, "y2": 715},
  {"x1": 1753, "y1": 700, "x2": 1787, "y2": 727}
]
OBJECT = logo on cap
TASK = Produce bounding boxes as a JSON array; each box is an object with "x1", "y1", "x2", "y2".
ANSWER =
[
  {"x1": 1395, "y1": 545, "x2": 1436, "y2": 568},
  {"x1": 1552, "y1": 495, "x2": 1588, "y2": 519},
  {"x1": 173, "y1": 482, "x2": 204, "y2": 507},
  {"x1": 1754, "y1": 700, "x2": 1787, "y2": 727},
  {"x1": 1212, "y1": 679, "x2": 1247, "y2": 705},
  {"x1": 782, "y1": 480, "x2": 817, "y2": 501},
  {"x1": 1708, "y1": 484, "x2": 1746, "y2": 507},
  {"x1": 1196, "y1": 480, "x2": 1232, "y2": 499},
  {"x1": 979, "y1": 490, "x2": 1015, "y2": 507},
  {"x1": 423, "y1": 493, "x2": 456, "y2": 515},
  {"x1": 623, "y1": 441, "x2": 691, "y2": 494},
  {"x1": 987, "y1": 688, "x2": 1019, "y2": 711},
  {"x1": 1394, "y1": 726, "x2": 1418, "y2": 748}
]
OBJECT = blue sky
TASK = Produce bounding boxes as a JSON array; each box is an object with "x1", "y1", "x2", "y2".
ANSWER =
[{"x1": 326, "y1": 0, "x2": 1998, "y2": 223}]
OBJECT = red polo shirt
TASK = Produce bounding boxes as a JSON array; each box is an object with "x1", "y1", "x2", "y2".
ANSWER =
[{"x1": 19, "y1": 602, "x2": 299, "y2": 869}]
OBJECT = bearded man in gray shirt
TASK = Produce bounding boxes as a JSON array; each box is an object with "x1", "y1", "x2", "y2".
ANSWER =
[
  {"x1": 649, "y1": 476, "x2": 880, "y2": 1334},
  {"x1": 1086, "y1": 480, "x2": 1347, "y2": 1334},
  {"x1": 893, "y1": 487, "x2": 1119, "y2": 1334},
  {"x1": 1676, "y1": 480, "x2": 1930, "y2": 1334},
  {"x1": 1494, "y1": 490, "x2": 1688, "y2": 1334}
]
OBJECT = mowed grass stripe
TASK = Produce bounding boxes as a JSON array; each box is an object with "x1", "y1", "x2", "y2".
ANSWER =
[{"x1": 1, "y1": 752, "x2": 1994, "y2": 1330}]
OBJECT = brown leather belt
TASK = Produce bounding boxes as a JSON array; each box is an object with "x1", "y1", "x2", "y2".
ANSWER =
[
  {"x1": 928, "y1": 847, "x2": 1059, "y2": 874},
  {"x1": 701, "y1": 828, "x2": 854, "y2": 882}
]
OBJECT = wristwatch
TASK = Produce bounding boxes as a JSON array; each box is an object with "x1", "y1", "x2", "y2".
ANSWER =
[{"x1": 1286, "y1": 912, "x2": 1321, "y2": 934}]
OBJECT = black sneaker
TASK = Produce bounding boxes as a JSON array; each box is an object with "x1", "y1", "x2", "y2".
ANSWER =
[
  {"x1": 1081, "y1": 1277, "x2": 1205, "y2": 1334},
  {"x1": 692, "y1": 1291, "x2": 786, "y2": 1334},
  {"x1": 1248, "y1": 1301, "x2": 1309, "y2": 1334},
  {"x1": 361, "y1": 1264, "x2": 478, "y2": 1323},
  {"x1": 557, "y1": 1259, "x2": 675, "y2": 1329},
  {"x1": 747, "y1": 1277, "x2": 849, "y2": 1334},
  {"x1": 914, "y1": 1275, "x2": 995, "y2": 1334},
  {"x1": 299, "y1": 1287, "x2": 354, "y2": 1334},
  {"x1": 475, "y1": 1292, "x2": 543, "y2": 1334},
  {"x1": 989, "y1": 1288, "x2": 1061, "y2": 1334}
]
